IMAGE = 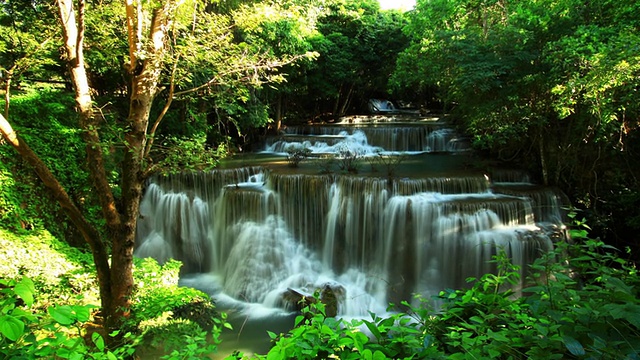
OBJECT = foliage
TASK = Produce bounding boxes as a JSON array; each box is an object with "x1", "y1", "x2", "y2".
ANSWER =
[
  {"x1": 152, "y1": 134, "x2": 223, "y2": 175},
  {"x1": 285, "y1": 145, "x2": 311, "y2": 167},
  {"x1": 431, "y1": 228, "x2": 640, "y2": 358},
  {"x1": 395, "y1": 0, "x2": 640, "y2": 248},
  {"x1": 243, "y1": 295, "x2": 439, "y2": 359},
  {"x1": 0, "y1": 276, "x2": 139, "y2": 359},
  {"x1": 0, "y1": 0, "x2": 58, "y2": 96},
  {"x1": 0, "y1": 229, "x2": 230, "y2": 359},
  {"x1": 0, "y1": 88, "x2": 103, "y2": 243},
  {"x1": 299, "y1": 0, "x2": 409, "y2": 117},
  {"x1": 130, "y1": 258, "x2": 214, "y2": 326},
  {"x1": 130, "y1": 257, "x2": 231, "y2": 357}
]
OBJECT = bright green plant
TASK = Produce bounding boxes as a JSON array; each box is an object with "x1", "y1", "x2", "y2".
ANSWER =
[
  {"x1": 252, "y1": 296, "x2": 441, "y2": 360},
  {"x1": 431, "y1": 224, "x2": 640, "y2": 359},
  {"x1": 523, "y1": 230, "x2": 640, "y2": 358},
  {"x1": 130, "y1": 257, "x2": 231, "y2": 357},
  {"x1": 262, "y1": 301, "x2": 372, "y2": 359},
  {"x1": 130, "y1": 258, "x2": 216, "y2": 325},
  {"x1": 152, "y1": 135, "x2": 222, "y2": 175},
  {"x1": 361, "y1": 302, "x2": 442, "y2": 359},
  {"x1": 0, "y1": 276, "x2": 139, "y2": 359}
]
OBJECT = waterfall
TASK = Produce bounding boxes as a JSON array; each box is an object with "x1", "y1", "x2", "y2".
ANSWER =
[
  {"x1": 265, "y1": 125, "x2": 470, "y2": 153},
  {"x1": 135, "y1": 120, "x2": 563, "y2": 317}
]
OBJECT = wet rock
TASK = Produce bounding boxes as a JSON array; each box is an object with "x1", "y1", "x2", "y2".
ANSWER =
[{"x1": 282, "y1": 283, "x2": 346, "y2": 317}]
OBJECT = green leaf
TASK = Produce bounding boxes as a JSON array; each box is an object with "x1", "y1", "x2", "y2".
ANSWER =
[
  {"x1": 48, "y1": 306, "x2": 76, "y2": 325},
  {"x1": 562, "y1": 335, "x2": 585, "y2": 356},
  {"x1": 372, "y1": 350, "x2": 387, "y2": 360},
  {"x1": 14, "y1": 277, "x2": 35, "y2": 307},
  {"x1": 362, "y1": 349, "x2": 373, "y2": 360},
  {"x1": 363, "y1": 319, "x2": 383, "y2": 340},
  {"x1": 488, "y1": 348, "x2": 501, "y2": 358},
  {"x1": 294, "y1": 315, "x2": 305, "y2": 327},
  {"x1": 92, "y1": 332, "x2": 105, "y2": 351},
  {"x1": 0, "y1": 315, "x2": 25, "y2": 341},
  {"x1": 73, "y1": 305, "x2": 91, "y2": 323}
]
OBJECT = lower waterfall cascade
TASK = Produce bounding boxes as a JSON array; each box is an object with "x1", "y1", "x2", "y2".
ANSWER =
[{"x1": 134, "y1": 115, "x2": 566, "y2": 319}]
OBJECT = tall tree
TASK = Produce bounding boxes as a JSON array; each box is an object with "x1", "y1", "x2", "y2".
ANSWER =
[
  {"x1": 1, "y1": 0, "x2": 311, "y2": 339},
  {"x1": 395, "y1": 0, "x2": 640, "y2": 249}
]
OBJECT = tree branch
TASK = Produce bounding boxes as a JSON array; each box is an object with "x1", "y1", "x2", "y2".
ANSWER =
[{"x1": 172, "y1": 53, "x2": 310, "y2": 98}]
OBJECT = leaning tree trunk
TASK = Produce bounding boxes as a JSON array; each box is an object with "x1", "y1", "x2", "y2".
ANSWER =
[
  {"x1": 0, "y1": 114, "x2": 112, "y2": 322},
  {"x1": 57, "y1": 0, "x2": 125, "y2": 332}
]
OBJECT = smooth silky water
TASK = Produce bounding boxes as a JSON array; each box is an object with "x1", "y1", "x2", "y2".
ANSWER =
[{"x1": 134, "y1": 115, "x2": 566, "y2": 357}]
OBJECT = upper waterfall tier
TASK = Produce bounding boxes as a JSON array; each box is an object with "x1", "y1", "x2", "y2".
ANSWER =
[{"x1": 264, "y1": 124, "x2": 471, "y2": 154}]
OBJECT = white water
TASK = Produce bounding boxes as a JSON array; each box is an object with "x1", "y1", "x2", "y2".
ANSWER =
[{"x1": 135, "y1": 124, "x2": 561, "y2": 319}]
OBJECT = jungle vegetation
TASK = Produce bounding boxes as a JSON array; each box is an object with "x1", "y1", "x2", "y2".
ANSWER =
[{"x1": 0, "y1": 0, "x2": 638, "y2": 358}]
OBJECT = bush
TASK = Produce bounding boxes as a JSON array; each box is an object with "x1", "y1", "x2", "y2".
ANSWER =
[
  {"x1": 285, "y1": 145, "x2": 311, "y2": 167},
  {"x1": 431, "y1": 225, "x2": 640, "y2": 359},
  {"x1": 0, "y1": 276, "x2": 139, "y2": 359}
]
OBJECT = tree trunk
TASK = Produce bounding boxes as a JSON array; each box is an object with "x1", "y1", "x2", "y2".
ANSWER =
[
  {"x1": 55, "y1": 0, "x2": 176, "y2": 335},
  {"x1": 539, "y1": 129, "x2": 549, "y2": 186},
  {"x1": 339, "y1": 83, "x2": 354, "y2": 116},
  {"x1": 275, "y1": 92, "x2": 283, "y2": 132}
]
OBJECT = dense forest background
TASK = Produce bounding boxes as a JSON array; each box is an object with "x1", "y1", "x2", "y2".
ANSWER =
[
  {"x1": 2, "y1": 0, "x2": 638, "y2": 254},
  {"x1": 1, "y1": 0, "x2": 639, "y2": 358}
]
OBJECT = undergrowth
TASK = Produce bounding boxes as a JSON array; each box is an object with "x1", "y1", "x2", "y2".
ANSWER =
[{"x1": 2, "y1": 219, "x2": 638, "y2": 359}]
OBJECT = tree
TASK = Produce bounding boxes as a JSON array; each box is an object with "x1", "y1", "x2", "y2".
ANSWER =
[
  {"x1": 1, "y1": 0, "x2": 312, "y2": 340},
  {"x1": 395, "y1": 0, "x2": 640, "y2": 251},
  {"x1": 0, "y1": 0, "x2": 58, "y2": 118}
]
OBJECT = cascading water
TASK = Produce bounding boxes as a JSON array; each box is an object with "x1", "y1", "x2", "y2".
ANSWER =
[{"x1": 135, "y1": 115, "x2": 564, "y2": 324}]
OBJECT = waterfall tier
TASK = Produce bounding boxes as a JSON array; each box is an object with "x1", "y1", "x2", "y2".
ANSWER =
[{"x1": 135, "y1": 167, "x2": 562, "y2": 316}]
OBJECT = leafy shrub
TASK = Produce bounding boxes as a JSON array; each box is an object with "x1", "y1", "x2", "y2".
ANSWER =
[
  {"x1": 248, "y1": 300, "x2": 440, "y2": 360},
  {"x1": 0, "y1": 276, "x2": 139, "y2": 359},
  {"x1": 130, "y1": 257, "x2": 231, "y2": 358},
  {"x1": 431, "y1": 227, "x2": 640, "y2": 359},
  {"x1": 130, "y1": 258, "x2": 217, "y2": 326},
  {"x1": 152, "y1": 135, "x2": 223, "y2": 175},
  {"x1": 285, "y1": 145, "x2": 311, "y2": 167}
]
